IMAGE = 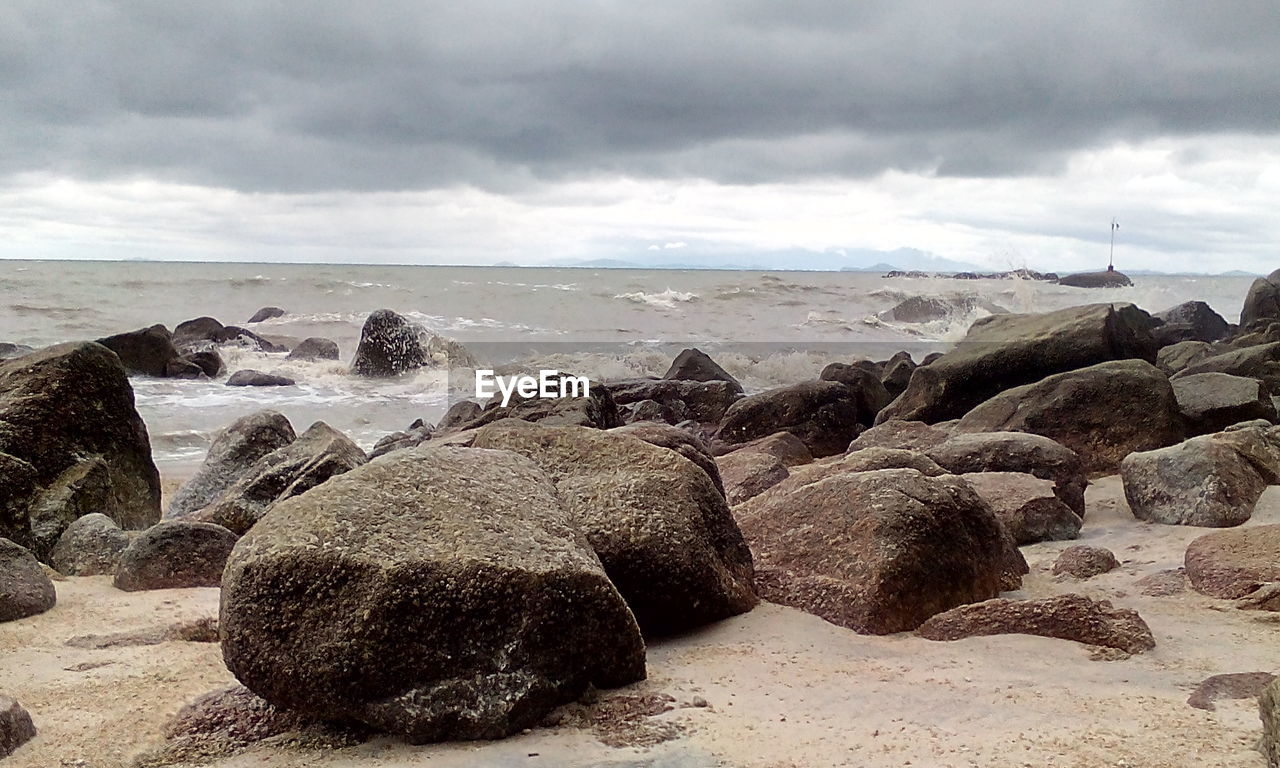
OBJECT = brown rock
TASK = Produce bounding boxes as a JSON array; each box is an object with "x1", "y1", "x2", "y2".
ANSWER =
[
  {"x1": 113, "y1": 521, "x2": 238, "y2": 591},
  {"x1": 715, "y1": 380, "x2": 860, "y2": 458},
  {"x1": 1052, "y1": 545, "x2": 1120, "y2": 579},
  {"x1": 0, "y1": 538, "x2": 56, "y2": 622},
  {"x1": 1185, "y1": 525, "x2": 1280, "y2": 598},
  {"x1": 0, "y1": 695, "x2": 36, "y2": 759},
  {"x1": 917, "y1": 593, "x2": 1155, "y2": 654},
  {"x1": 1186, "y1": 672, "x2": 1275, "y2": 711},
  {"x1": 926, "y1": 431, "x2": 1087, "y2": 517},
  {"x1": 718, "y1": 431, "x2": 813, "y2": 466},
  {"x1": 716, "y1": 450, "x2": 788, "y2": 505},
  {"x1": 846, "y1": 419, "x2": 950, "y2": 454},
  {"x1": 960, "y1": 472, "x2": 1082, "y2": 545},
  {"x1": 1262, "y1": 677, "x2": 1280, "y2": 768},
  {"x1": 1237, "y1": 583, "x2": 1280, "y2": 611},
  {"x1": 610, "y1": 421, "x2": 724, "y2": 496}
]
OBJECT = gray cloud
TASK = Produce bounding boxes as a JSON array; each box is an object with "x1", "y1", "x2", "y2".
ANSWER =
[{"x1": 4, "y1": 1, "x2": 1280, "y2": 192}]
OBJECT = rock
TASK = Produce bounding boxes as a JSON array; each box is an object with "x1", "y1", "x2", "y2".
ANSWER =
[
  {"x1": 369, "y1": 423, "x2": 434, "y2": 459},
  {"x1": 113, "y1": 521, "x2": 237, "y2": 591},
  {"x1": 1121, "y1": 426, "x2": 1280, "y2": 527},
  {"x1": 876, "y1": 303, "x2": 1157, "y2": 424},
  {"x1": 917, "y1": 594, "x2": 1155, "y2": 654},
  {"x1": 96, "y1": 324, "x2": 181, "y2": 377},
  {"x1": 0, "y1": 343, "x2": 161, "y2": 556},
  {"x1": 1185, "y1": 525, "x2": 1280, "y2": 598},
  {"x1": 1240, "y1": 268, "x2": 1280, "y2": 329},
  {"x1": 247, "y1": 306, "x2": 285, "y2": 323},
  {"x1": 163, "y1": 357, "x2": 203, "y2": 380},
  {"x1": 182, "y1": 349, "x2": 224, "y2": 378},
  {"x1": 623, "y1": 398, "x2": 672, "y2": 423},
  {"x1": 1171, "y1": 373, "x2": 1276, "y2": 434},
  {"x1": 1238, "y1": 583, "x2": 1280, "y2": 611},
  {"x1": 956, "y1": 360, "x2": 1184, "y2": 475},
  {"x1": 609, "y1": 422, "x2": 724, "y2": 496},
  {"x1": 603, "y1": 378, "x2": 742, "y2": 424},
  {"x1": 173, "y1": 317, "x2": 288, "y2": 354},
  {"x1": 960, "y1": 472, "x2": 1082, "y2": 545},
  {"x1": 880, "y1": 357, "x2": 916, "y2": 398},
  {"x1": 735, "y1": 468, "x2": 1010, "y2": 634},
  {"x1": 662, "y1": 348, "x2": 743, "y2": 393},
  {"x1": 1058, "y1": 269, "x2": 1134, "y2": 288},
  {"x1": 1157, "y1": 340, "x2": 1215, "y2": 375},
  {"x1": 1186, "y1": 672, "x2": 1276, "y2": 712},
  {"x1": 0, "y1": 343, "x2": 33, "y2": 360},
  {"x1": 1153, "y1": 301, "x2": 1230, "y2": 344},
  {"x1": 818, "y1": 363, "x2": 892, "y2": 426},
  {"x1": 0, "y1": 695, "x2": 36, "y2": 759},
  {"x1": 439, "y1": 400, "x2": 482, "y2": 431},
  {"x1": 49, "y1": 513, "x2": 133, "y2": 576},
  {"x1": 220, "y1": 446, "x2": 646, "y2": 743},
  {"x1": 1263, "y1": 677, "x2": 1280, "y2": 768},
  {"x1": 285, "y1": 337, "x2": 340, "y2": 361},
  {"x1": 879, "y1": 296, "x2": 1002, "y2": 324},
  {"x1": 846, "y1": 419, "x2": 951, "y2": 454},
  {"x1": 225, "y1": 370, "x2": 296, "y2": 387},
  {"x1": 473, "y1": 419, "x2": 756, "y2": 635},
  {"x1": 825, "y1": 447, "x2": 946, "y2": 476},
  {"x1": 0, "y1": 539, "x2": 56, "y2": 622},
  {"x1": 926, "y1": 432, "x2": 1088, "y2": 517},
  {"x1": 1137, "y1": 569, "x2": 1188, "y2": 597},
  {"x1": 466, "y1": 387, "x2": 623, "y2": 431},
  {"x1": 189, "y1": 422, "x2": 366, "y2": 535},
  {"x1": 166, "y1": 411, "x2": 297, "y2": 520},
  {"x1": 1229, "y1": 322, "x2": 1280, "y2": 350},
  {"x1": 719, "y1": 431, "x2": 813, "y2": 466},
  {"x1": 715, "y1": 380, "x2": 860, "y2": 458},
  {"x1": 351, "y1": 309, "x2": 469, "y2": 376},
  {"x1": 716, "y1": 450, "x2": 788, "y2": 505},
  {"x1": 1173, "y1": 342, "x2": 1280, "y2": 394},
  {"x1": 1052, "y1": 545, "x2": 1120, "y2": 579},
  {"x1": 137, "y1": 685, "x2": 367, "y2": 767}
]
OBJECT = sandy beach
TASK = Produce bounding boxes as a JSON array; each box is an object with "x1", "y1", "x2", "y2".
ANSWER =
[{"x1": 2, "y1": 474, "x2": 1276, "y2": 768}]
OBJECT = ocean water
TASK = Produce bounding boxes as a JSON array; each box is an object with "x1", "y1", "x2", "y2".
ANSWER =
[{"x1": 0, "y1": 259, "x2": 1257, "y2": 472}]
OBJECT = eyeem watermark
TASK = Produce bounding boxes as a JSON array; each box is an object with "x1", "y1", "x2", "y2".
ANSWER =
[{"x1": 475, "y1": 369, "x2": 590, "y2": 407}]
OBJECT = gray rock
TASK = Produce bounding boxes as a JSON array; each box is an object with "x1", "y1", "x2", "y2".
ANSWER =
[
  {"x1": 247, "y1": 307, "x2": 285, "y2": 323},
  {"x1": 113, "y1": 521, "x2": 238, "y2": 591},
  {"x1": 0, "y1": 538, "x2": 56, "y2": 622},
  {"x1": 220, "y1": 446, "x2": 646, "y2": 743},
  {"x1": 1157, "y1": 340, "x2": 1215, "y2": 375},
  {"x1": 1240, "y1": 268, "x2": 1280, "y2": 329},
  {"x1": 1173, "y1": 342, "x2": 1280, "y2": 394},
  {"x1": 0, "y1": 343, "x2": 161, "y2": 557},
  {"x1": 1153, "y1": 301, "x2": 1230, "y2": 344},
  {"x1": 466, "y1": 387, "x2": 622, "y2": 431},
  {"x1": 369, "y1": 423, "x2": 434, "y2": 459},
  {"x1": 438, "y1": 400, "x2": 482, "y2": 431},
  {"x1": 96, "y1": 324, "x2": 181, "y2": 377},
  {"x1": 918, "y1": 594, "x2": 1155, "y2": 654},
  {"x1": 818, "y1": 363, "x2": 892, "y2": 425},
  {"x1": 351, "y1": 309, "x2": 472, "y2": 376},
  {"x1": 226, "y1": 370, "x2": 295, "y2": 387},
  {"x1": 1058, "y1": 270, "x2": 1133, "y2": 288},
  {"x1": 926, "y1": 432, "x2": 1088, "y2": 517},
  {"x1": 847, "y1": 419, "x2": 951, "y2": 454},
  {"x1": 1259, "y1": 677, "x2": 1280, "y2": 768},
  {"x1": 715, "y1": 380, "x2": 860, "y2": 458},
  {"x1": 473, "y1": 419, "x2": 756, "y2": 636},
  {"x1": 876, "y1": 303, "x2": 1157, "y2": 424},
  {"x1": 609, "y1": 421, "x2": 724, "y2": 496},
  {"x1": 173, "y1": 317, "x2": 288, "y2": 354},
  {"x1": 189, "y1": 422, "x2": 366, "y2": 535},
  {"x1": 735, "y1": 468, "x2": 1011, "y2": 634},
  {"x1": 880, "y1": 356, "x2": 916, "y2": 398},
  {"x1": 167, "y1": 411, "x2": 297, "y2": 520},
  {"x1": 662, "y1": 348, "x2": 743, "y2": 393},
  {"x1": 0, "y1": 695, "x2": 36, "y2": 759},
  {"x1": 181, "y1": 349, "x2": 224, "y2": 378},
  {"x1": 1171, "y1": 372, "x2": 1276, "y2": 435},
  {"x1": 49, "y1": 513, "x2": 133, "y2": 576},
  {"x1": 956, "y1": 360, "x2": 1185, "y2": 475},
  {"x1": 285, "y1": 337, "x2": 339, "y2": 361},
  {"x1": 603, "y1": 378, "x2": 742, "y2": 424},
  {"x1": 960, "y1": 472, "x2": 1082, "y2": 545},
  {"x1": 716, "y1": 450, "x2": 788, "y2": 505},
  {"x1": 0, "y1": 343, "x2": 33, "y2": 360},
  {"x1": 1121, "y1": 426, "x2": 1280, "y2": 527}
]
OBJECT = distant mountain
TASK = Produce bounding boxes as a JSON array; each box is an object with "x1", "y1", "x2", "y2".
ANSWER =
[{"x1": 548, "y1": 247, "x2": 986, "y2": 272}]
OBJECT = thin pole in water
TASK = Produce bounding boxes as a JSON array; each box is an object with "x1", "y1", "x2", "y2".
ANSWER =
[{"x1": 1109, "y1": 218, "x2": 1119, "y2": 271}]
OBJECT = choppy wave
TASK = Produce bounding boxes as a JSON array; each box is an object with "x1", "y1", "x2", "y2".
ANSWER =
[{"x1": 613, "y1": 288, "x2": 700, "y2": 308}]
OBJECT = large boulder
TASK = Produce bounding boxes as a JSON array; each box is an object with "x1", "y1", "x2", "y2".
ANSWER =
[
  {"x1": 0, "y1": 696, "x2": 36, "y2": 759},
  {"x1": 473, "y1": 419, "x2": 756, "y2": 636},
  {"x1": 735, "y1": 468, "x2": 1011, "y2": 634},
  {"x1": 351, "y1": 309, "x2": 472, "y2": 376},
  {"x1": 1058, "y1": 270, "x2": 1133, "y2": 288},
  {"x1": 0, "y1": 343, "x2": 161, "y2": 558},
  {"x1": 1263, "y1": 678, "x2": 1280, "y2": 768},
  {"x1": 876, "y1": 303, "x2": 1157, "y2": 424},
  {"x1": 1185, "y1": 525, "x2": 1280, "y2": 598},
  {"x1": 956, "y1": 360, "x2": 1184, "y2": 475},
  {"x1": 1171, "y1": 372, "x2": 1277, "y2": 434},
  {"x1": 1153, "y1": 301, "x2": 1230, "y2": 344},
  {"x1": 0, "y1": 539, "x2": 56, "y2": 622},
  {"x1": 49, "y1": 513, "x2": 133, "y2": 576},
  {"x1": 113, "y1": 521, "x2": 238, "y2": 591},
  {"x1": 818, "y1": 363, "x2": 893, "y2": 426},
  {"x1": 370, "y1": 422, "x2": 434, "y2": 460},
  {"x1": 603, "y1": 378, "x2": 741, "y2": 424},
  {"x1": 1173, "y1": 342, "x2": 1280, "y2": 394},
  {"x1": 220, "y1": 446, "x2": 647, "y2": 743},
  {"x1": 925, "y1": 432, "x2": 1088, "y2": 517},
  {"x1": 1240, "y1": 268, "x2": 1280, "y2": 329},
  {"x1": 716, "y1": 450, "x2": 788, "y2": 505},
  {"x1": 1157, "y1": 340, "x2": 1215, "y2": 376},
  {"x1": 96, "y1": 324, "x2": 181, "y2": 377},
  {"x1": 917, "y1": 594, "x2": 1155, "y2": 654},
  {"x1": 1121, "y1": 426, "x2": 1280, "y2": 527},
  {"x1": 166, "y1": 411, "x2": 297, "y2": 520},
  {"x1": 662, "y1": 348, "x2": 743, "y2": 393},
  {"x1": 609, "y1": 422, "x2": 724, "y2": 496},
  {"x1": 286, "y1": 337, "x2": 340, "y2": 362},
  {"x1": 172, "y1": 317, "x2": 287, "y2": 354},
  {"x1": 715, "y1": 380, "x2": 860, "y2": 458},
  {"x1": 718, "y1": 431, "x2": 812, "y2": 467},
  {"x1": 959, "y1": 472, "x2": 1082, "y2": 545},
  {"x1": 466, "y1": 388, "x2": 623, "y2": 431},
  {"x1": 189, "y1": 422, "x2": 366, "y2": 535},
  {"x1": 846, "y1": 419, "x2": 950, "y2": 454}
]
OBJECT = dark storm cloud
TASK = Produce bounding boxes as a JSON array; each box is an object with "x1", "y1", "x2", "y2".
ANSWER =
[{"x1": 3, "y1": 0, "x2": 1279, "y2": 192}]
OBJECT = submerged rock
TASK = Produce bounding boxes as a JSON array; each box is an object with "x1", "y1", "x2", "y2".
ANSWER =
[
  {"x1": 220, "y1": 446, "x2": 646, "y2": 743},
  {"x1": 351, "y1": 309, "x2": 472, "y2": 376},
  {"x1": 917, "y1": 594, "x2": 1155, "y2": 654},
  {"x1": 286, "y1": 337, "x2": 340, "y2": 361},
  {"x1": 247, "y1": 306, "x2": 285, "y2": 323},
  {"x1": 225, "y1": 370, "x2": 295, "y2": 387}
]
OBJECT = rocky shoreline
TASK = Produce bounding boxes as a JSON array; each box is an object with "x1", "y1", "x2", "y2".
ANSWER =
[{"x1": 4, "y1": 273, "x2": 1280, "y2": 765}]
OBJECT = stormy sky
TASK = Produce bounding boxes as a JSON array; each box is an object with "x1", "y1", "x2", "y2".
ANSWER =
[{"x1": 3, "y1": 1, "x2": 1279, "y2": 272}]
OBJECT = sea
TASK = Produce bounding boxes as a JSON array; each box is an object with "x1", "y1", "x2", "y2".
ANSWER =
[{"x1": 0, "y1": 259, "x2": 1257, "y2": 474}]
